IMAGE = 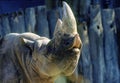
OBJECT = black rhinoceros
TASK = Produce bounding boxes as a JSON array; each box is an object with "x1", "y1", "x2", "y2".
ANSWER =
[{"x1": 0, "y1": 2, "x2": 82, "y2": 83}]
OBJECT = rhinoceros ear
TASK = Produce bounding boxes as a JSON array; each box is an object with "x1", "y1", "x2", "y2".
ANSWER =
[
  {"x1": 19, "y1": 37, "x2": 34, "y2": 51},
  {"x1": 53, "y1": 19, "x2": 63, "y2": 37}
]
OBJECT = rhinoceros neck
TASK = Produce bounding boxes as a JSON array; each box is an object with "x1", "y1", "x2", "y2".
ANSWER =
[{"x1": 14, "y1": 36, "x2": 54, "y2": 82}]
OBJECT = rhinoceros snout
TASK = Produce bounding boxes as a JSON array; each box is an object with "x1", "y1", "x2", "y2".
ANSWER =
[
  {"x1": 67, "y1": 34, "x2": 82, "y2": 50},
  {"x1": 73, "y1": 34, "x2": 82, "y2": 49}
]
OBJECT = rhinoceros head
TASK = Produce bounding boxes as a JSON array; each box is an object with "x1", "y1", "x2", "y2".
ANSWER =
[{"x1": 44, "y1": 2, "x2": 82, "y2": 76}]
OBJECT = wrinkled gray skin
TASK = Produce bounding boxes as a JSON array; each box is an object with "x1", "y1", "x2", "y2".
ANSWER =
[{"x1": 0, "y1": 2, "x2": 82, "y2": 83}]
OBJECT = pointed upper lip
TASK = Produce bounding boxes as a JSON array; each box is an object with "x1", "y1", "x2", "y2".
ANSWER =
[{"x1": 73, "y1": 34, "x2": 81, "y2": 49}]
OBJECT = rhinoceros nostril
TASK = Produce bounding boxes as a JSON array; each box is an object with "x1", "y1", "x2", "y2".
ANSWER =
[
  {"x1": 64, "y1": 40, "x2": 72, "y2": 46},
  {"x1": 65, "y1": 41, "x2": 70, "y2": 45},
  {"x1": 65, "y1": 34, "x2": 82, "y2": 50}
]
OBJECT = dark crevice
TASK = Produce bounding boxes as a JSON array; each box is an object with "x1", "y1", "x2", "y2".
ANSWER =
[
  {"x1": 110, "y1": 23, "x2": 114, "y2": 28},
  {"x1": 83, "y1": 26, "x2": 87, "y2": 31},
  {"x1": 97, "y1": 25, "x2": 100, "y2": 29}
]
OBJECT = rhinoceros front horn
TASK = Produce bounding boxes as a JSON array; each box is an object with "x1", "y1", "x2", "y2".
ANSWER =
[
  {"x1": 53, "y1": 2, "x2": 77, "y2": 37},
  {"x1": 62, "y1": 1, "x2": 77, "y2": 34}
]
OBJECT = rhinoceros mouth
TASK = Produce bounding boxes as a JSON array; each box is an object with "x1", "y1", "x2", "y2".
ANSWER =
[{"x1": 72, "y1": 48, "x2": 80, "y2": 54}]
